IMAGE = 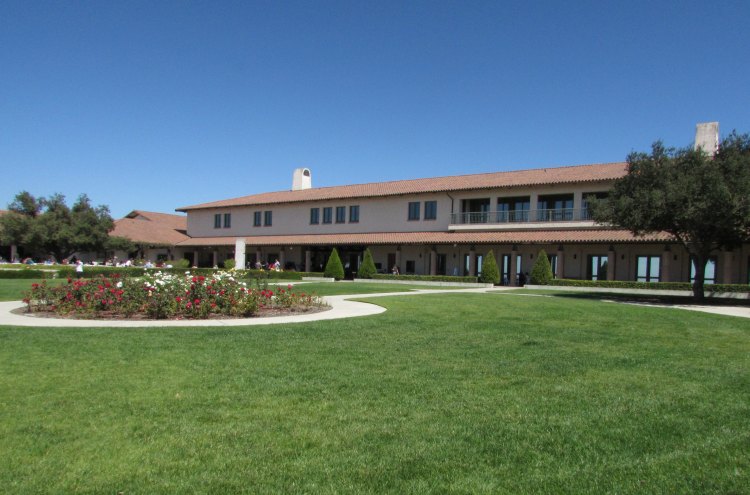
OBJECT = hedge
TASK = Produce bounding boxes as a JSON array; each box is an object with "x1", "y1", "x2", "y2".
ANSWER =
[
  {"x1": 0, "y1": 269, "x2": 60, "y2": 279},
  {"x1": 0, "y1": 266, "x2": 324, "y2": 281},
  {"x1": 548, "y1": 278, "x2": 750, "y2": 293},
  {"x1": 372, "y1": 274, "x2": 479, "y2": 283}
]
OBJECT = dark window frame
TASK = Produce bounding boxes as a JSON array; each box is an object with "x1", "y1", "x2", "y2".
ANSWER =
[
  {"x1": 349, "y1": 205, "x2": 360, "y2": 223},
  {"x1": 408, "y1": 202, "x2": 420, "y2": 221},
  {"x1": 214, "y1": 213, "x2": 221, "y2": 229},
  {"x1": 253, "y1": 211, "x2": 262, "y2": 227},
  {"x1": 310, "y1": 208, "x2": 320, "y2": 225},
  {"x1": 335, "y1": 206, "x2": 346, "y2": 223},
  {"x1": 636, "y1": 255, "x2": 661, "y2": 282},
  {"x1": 263, "y1": 210, "x2": 272, "y2": 227},
  {"x1": 323, "y1": 207, "x2": 332, "y2": 224},
  {"x1": 424, "y1": 201, "x2": 437, "y2": 220},
  {"x1": 223, "y1": 213, "x2": 231, "y2": 229}
]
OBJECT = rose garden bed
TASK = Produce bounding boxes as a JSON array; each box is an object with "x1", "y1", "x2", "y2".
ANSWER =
[{"x1": 23, "y1": 271, "x2": 327, "y2": 320}]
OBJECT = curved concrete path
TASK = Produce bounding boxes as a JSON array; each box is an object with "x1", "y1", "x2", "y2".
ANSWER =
[{"x1": 1, "y1": 286, "x2": 748, "y2": 327}]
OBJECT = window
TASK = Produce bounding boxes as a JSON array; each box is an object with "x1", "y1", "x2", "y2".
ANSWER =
[
  {"x1": 537, "y1": 194, "x2": 574, "y2": 221},
  {"x1": 636, "y1": 256, "x2": 661, "y2": 282},
  {"x1": 253, "y1": 211, "x2": 262, "y2": 227},
  {"x1": 336, "y1": 206, "x2": 346, "y2": 223},
  {"x1": 501, "y1": 254, "x2": 512, "y2": 284},
  {"x1": 690, "y1": 256, "x2": 717, "y2": 284},
  {"x1": 588, "y1": 255, "x2": 608, "y2": 281},
  {"x1": 424, "y1": 201, "x2": 437, "y2": 220},
  {"x1": 214, "y1": 213, "x2": 221, "y2": 229},
  {"x1": 310, "y1": 208, "x2": 320, "y2": 225},
  {"x1": 323, "y1": 207, "x2": 332, "y2": 224},
  {"x1": 349, "y1": 205, "x2": 359, "y2": 223},
  {"x1": 463, "y1": 254, "x2": 484, "y2": 276},
  {"x1": 405, "y1": 260, "x2": 416, "y2": 274},
  {"x1": 408, "y1": 202, "x2": 420, "y2": 221},
  {"x1": 462, "y1": 198, "x2": 491, "y2": 223},
  {"x1": 497, "y1": 196, "x2": 530, "y2": 222},
  {"x1": 223, "y1": 213, "x2": 231, "y2": 229},
  {"x1": 264, "y1": 211, "x2": 272, "y2": 226},
  {"x1": 548, "y1": 254, "x2": 558, "y2": 278}
]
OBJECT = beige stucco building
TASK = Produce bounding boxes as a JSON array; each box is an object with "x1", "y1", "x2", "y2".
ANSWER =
[{"x1": 171, "y1": 160, "x2": 748, "y2": 284}]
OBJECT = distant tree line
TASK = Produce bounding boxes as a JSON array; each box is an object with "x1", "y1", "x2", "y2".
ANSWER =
[{"x1": 0, "y1": 191, "x2": 133, "y2": 262}]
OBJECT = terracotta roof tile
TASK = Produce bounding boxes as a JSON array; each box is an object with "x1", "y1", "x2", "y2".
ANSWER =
[
  {"x1": 176, "y1": 229, "x2": 671, "y2": 247},
  {"x1": 111, "y1": 210, "x2": 189, "y2": 245},
  {"x1": 177, "y1": 162, "x2": 627, "y2": 211}
]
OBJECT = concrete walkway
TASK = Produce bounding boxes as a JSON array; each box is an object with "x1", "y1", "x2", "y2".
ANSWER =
[{"x1": 1, "y1": 286, "x2": 748, "y2": 327}]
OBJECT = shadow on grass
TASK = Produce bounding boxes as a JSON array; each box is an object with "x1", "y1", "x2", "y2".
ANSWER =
[{"x1": 539, "y1": 291, "x2": 750, "y2": 307}]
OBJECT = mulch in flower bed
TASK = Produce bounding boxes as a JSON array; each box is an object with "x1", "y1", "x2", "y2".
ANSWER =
[{"x1": 13, "y1": 305, "x2": 332, "y2": 321}]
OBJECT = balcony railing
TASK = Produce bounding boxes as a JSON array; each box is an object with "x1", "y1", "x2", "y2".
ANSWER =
[{"x1": 450, "y1": 208, "x2": 594, "y2": 225}]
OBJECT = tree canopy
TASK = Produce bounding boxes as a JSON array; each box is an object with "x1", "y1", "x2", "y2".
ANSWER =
[
  {"x1": 479, "y1": 250, "x2": 500, "y2": 284},
  {"x1": 592, "y1": 132, "x2": 750, "y2": 299},
  {"x1": 0, "y1": 191, "x2": 116, "y2": 262},
  {"x1": 357, "y1": 248, "x2": 377, "y2": 279}
]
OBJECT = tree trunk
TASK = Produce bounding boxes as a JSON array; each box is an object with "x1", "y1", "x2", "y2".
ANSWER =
[{"x1": 691, "y1": 254, "x2": 708, "y2": 301}]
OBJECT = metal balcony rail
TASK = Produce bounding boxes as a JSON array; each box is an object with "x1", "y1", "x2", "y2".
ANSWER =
[{"x1": 450, "y1": 208, "x2": 594, "y2": 225}]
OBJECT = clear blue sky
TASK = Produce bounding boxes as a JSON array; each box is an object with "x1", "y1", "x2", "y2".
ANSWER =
[{"x1": 1, "y1": 0, "x2": 748, "y2": 218}]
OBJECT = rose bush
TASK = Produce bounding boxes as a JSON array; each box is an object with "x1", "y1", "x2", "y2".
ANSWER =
[{"x1": 24, "y1": 271, "x2": 326, "y2": 319}]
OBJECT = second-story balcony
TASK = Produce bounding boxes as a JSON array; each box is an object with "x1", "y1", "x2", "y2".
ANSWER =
[{"x1": 449, "y1": 208, "x2": 596, "y2": 229}]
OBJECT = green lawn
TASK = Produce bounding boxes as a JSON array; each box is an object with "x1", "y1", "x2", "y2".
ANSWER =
[
  {"x1": 1, "y1": 291, "x2": 749, "y2": 493},
  {"x1": 288, "y1": 281, "x2": 473, "y2": 296},
  {"x1": 0, "y1": 278, "x2": 66, "y2": 301}
]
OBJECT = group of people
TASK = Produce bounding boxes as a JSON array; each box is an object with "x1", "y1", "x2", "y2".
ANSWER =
[{"x1": 253, "y1": 260, "x2": 282, "y2": 271}]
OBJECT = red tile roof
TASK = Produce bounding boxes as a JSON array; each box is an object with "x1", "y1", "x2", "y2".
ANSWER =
[
  {"x1": 110, "y1": 210, "x2": 189, "y2": 246},
  {"x1": 177, "y1": 162, "x2": 627, "y2": 211},
  {"x1": 176, "y1": 229, "x2": 671, "y2": 248}
]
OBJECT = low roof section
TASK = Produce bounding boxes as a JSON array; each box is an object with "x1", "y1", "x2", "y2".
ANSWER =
[
  {"x1": 111, "y1": 210, "x2": 189, "y2": 246},
  {"x1": 177, "y1": 162, "x2": 628, "y2": 211},
  {"x1": 176, "y1": 229, "x2": 671, "y2": 248}
]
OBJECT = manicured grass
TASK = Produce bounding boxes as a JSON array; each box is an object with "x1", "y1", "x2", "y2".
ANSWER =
[
  {"x1": 1, "y1": 292, "x2": 749, "y2": 493},
  {"x1": 0, "y1": 278, "x2": 66, "y2": 302},
  {"x1": 288, "y1": 281, "x2": 473, "y2": 296}
]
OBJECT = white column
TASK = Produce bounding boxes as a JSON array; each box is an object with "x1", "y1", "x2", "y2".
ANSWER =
[
  {"x1": 305, "y1": 250, "x2": 312, "y2": 272},
  {"x1": 234, "y1": 239, "x2": 246, "y2": 270},
  {"x1": 279, "y1": 248, "x2": 286, "y2": 268}
]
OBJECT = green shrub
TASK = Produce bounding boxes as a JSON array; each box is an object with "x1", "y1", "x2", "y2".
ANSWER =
[
  {"x1": 223, "y1": 259, "x2": 236, "y2": 270},
  {"x1": 324, "y1": 248, "x2": 345, "y2": 281},
  {"x1": 169, "y1": 258, "x2": 190, "y2": 269},
  {"x1": 358, "y1": 249, "x2": 377, "y2": 279},
  {"x1": 0, "y1": 268, "x2": 59, "y2": 279},
  {"x1": 530, "y1": 250, "x2": 553, "y2": 285},
  {"x1": 479, "y1": 251, "x2": 500, "y2": 284}
]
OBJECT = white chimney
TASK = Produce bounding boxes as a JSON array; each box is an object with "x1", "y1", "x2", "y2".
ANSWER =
[
  {"x1": 694, "y1": 122, "x2": 719, "y2": 156},
  {"x1": 292, "y1": 168, "x2": 312, "y2": 191}
]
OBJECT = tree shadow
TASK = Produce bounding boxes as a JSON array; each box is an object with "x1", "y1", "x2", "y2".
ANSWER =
[{"x1": 545, "y1": 291, "x2": 750, "y2": 307}]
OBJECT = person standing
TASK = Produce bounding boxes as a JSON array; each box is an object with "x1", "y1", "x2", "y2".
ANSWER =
[{"x1": 76, "y1": 260, "x2": 84, "y2": 279}]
